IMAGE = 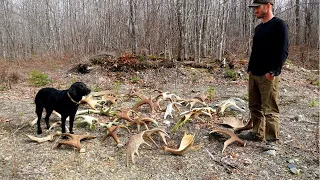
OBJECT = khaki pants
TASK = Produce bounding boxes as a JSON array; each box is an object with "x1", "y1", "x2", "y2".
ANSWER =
[{"x1": 249, "y1": 73, "x2": 280, "y2": 142}]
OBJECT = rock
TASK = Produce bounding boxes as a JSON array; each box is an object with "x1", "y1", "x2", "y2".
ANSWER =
[
  {"x1": 243, "y1": 158, "x2": 252, "y2": 166},
  {"x1": 288, "y1": 164, "x2": 300, "y2": 175},
  {"x1": 291, "y1": 115, "x2": 305, "y2": 122},
  {"x1": 263, "y1": 150, "x2": 276, "y2": 156},
  {"x1": 117, "y1": 143, "x2": 124, "y2": 148},
  {"x1": 4, "y1": 155, "x2": 12, "y2": 161},
  {"x1": 287, "y1": 158, "x2": 299, "y2": 164},
  {"x1": 80, "y1": 148, "x2": 86, "y2": 153}
]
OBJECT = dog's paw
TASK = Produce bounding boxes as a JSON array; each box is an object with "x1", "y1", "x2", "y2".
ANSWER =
[{"x1": 37, "y1": 129, "x2": 42, "y2": 134}]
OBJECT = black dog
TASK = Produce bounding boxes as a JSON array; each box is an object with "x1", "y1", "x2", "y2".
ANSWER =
[{"x1": 35, "y1": 82, "x2": 91, "y2": 134}]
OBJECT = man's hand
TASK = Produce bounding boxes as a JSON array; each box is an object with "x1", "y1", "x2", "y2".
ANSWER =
[{"x1": 265, "y1": 73, "x2": 274, "y2": 82}]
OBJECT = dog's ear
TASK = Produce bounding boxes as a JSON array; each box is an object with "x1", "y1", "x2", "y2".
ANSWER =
[
  {"x1": 68, "y1": 83, "x2": 78, "y2": 96},
  {"x1": 69, "y1": 82, "x2": 91, "y2": 96}
]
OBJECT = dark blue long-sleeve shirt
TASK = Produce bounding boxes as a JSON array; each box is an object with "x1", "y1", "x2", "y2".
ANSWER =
[{"x1": 248, "y1": 17, "x2": 289, "y2": 76}]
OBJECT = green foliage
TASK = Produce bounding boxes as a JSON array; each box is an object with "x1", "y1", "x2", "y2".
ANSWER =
[
  {"x1": 93, "y1": 85, "x2": 102, "y2": 92},
  {"x1": 51, "y1": 65, "x2": 57, "y2": 70},
  {"x1": 29, "y1": 70, "x2": 51, "y2": 87},
  {"x1": 310, "y1": 100, "x2": 318, "y2": 107},
  {"x1": 0, "y1": 85, "x2": 8, "y2": 91},
  {"x1": 130, "y1": 76, "x2": 140, "y2": 83},
  {"x1": 207, "y1": 86, "x2": 215, "y2": 100},
  {"x1": 311, "y1": 79, "x2": 320, "y2": 87},
  {"x1": 113, "y1": 80, "x2": 121, "y2": 94},
  {"x1": 138, "y1": 55, "x2": 146, "y2": 62},
  {"x1": 224, "y1": 69, "x2": 238, "y2": 80},
  {"x1": 171, "y1": 116, "x2": 191, "y2": 133}
]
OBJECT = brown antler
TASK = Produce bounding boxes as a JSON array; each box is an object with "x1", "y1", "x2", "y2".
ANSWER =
[
  {"x1": 57, "y1": 133, "x2": 96, "y2": 151},
  {"x1": 183, "y1": 98, "x2": 207, "y2": 110},
  {"x1": 115, "y1": 109, "x2": 137, "y2": 122},
  {"x1": 102, "y1": 125, "x2": 129, "y2": 145},
  {"x1": 209, "y1": 128, "x2": 246, "y2": 153},
  {"x1": 126, "y1": 128, "x2": 169, "y2": 166},
  {"x1": 132, "y1": 96, "x2": 161, "y2": 113},
  {"x1": 128, "y1": 116, "x2": 159, "y2": 131},
  {"x1": 126, "y1": 131, "x2": 151, "y2": 167},
  {"x1": 143, "y1": 128, "x2": 169, "y2": 148}
]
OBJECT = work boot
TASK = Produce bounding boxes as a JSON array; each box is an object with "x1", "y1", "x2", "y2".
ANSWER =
[
  {"x1": 238, "y1": 131, "x2": 263, "y2": 141},
  {"x1": 263, "y1": 141, "x2": 277, "y2": 156}
]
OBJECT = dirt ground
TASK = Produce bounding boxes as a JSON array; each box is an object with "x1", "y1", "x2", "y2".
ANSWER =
[{"x1": 0, "y1": 58, "x2": 319, "y2": 180}]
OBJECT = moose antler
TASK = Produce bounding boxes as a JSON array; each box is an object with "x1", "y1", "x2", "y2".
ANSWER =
[
  {"x1": 209, "y1": 128, "x2": 246, "y2": 153},
  {"x1": 164, "y1": 133, "x2": 201, "y2": 155}
]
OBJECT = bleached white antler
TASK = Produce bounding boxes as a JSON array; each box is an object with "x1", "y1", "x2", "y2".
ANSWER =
[
  {"x1": 164, "y1": 102, "x2": 181, "y2": 119},
  {"x1": 215, "y1": 97, "x2": 246, "y2": 115},
  {"x1": 75, "y1": 115, "x2": 99, "y2": 131}
]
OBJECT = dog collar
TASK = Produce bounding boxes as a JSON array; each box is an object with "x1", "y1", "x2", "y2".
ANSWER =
[{"x1": 67, "y1": 91, "x2": 80, "y2": 104}]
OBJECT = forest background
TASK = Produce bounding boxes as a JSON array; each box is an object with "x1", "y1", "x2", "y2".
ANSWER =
[{"x1": 0, "y1": 0, "x2": 319, "y2": 68}]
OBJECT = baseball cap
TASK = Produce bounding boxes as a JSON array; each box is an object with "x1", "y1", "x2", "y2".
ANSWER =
[{"x1": 249, "y1": 0, "x2": 274, "y2": 7}]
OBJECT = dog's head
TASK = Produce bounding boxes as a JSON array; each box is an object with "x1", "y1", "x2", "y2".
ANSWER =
[{"x1": 68, "y1": 82, "x2": 91, "y2": 101}]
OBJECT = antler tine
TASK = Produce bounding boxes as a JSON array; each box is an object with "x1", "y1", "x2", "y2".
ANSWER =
[
  {"x1": 126, "y1": 131, "x2": 152, "y2": 166},
  {"x1": 143, "y1": 128, "x2": 169, "y2": 147},
  {"x1": 234, "y1": 118, "x2": 253, "y2": 133},
  {"x1": 210, "y1": 128, "x2": 246, "y2": 153}
]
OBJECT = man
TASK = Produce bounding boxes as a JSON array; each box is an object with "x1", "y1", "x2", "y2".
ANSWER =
[{"x1": 240, "y1": 0, "x2": 289, "y2": 155}]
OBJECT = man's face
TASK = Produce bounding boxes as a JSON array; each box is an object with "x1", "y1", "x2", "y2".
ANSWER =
[{"x1": 254, "y1": 4, "x2": 268, "y2": 19}]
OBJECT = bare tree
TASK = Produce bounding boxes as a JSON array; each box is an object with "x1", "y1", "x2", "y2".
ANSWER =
[{"x1": 0, "y1": 0, "x2": 318, "y2": 67}]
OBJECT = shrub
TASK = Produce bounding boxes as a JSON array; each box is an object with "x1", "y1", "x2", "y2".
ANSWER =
[
  {"x1": 224, "y1": 69, "x2": 238, "y2": 80},
  {"x1": 310, "y1": 100, "x2": 319, "y2": 107},
  {"x1": 29, "y1": 70, "x2": 51, "y2": 87},
  {"x1": 130, "y1": 76, "x2": 140, "y2": 83}
]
